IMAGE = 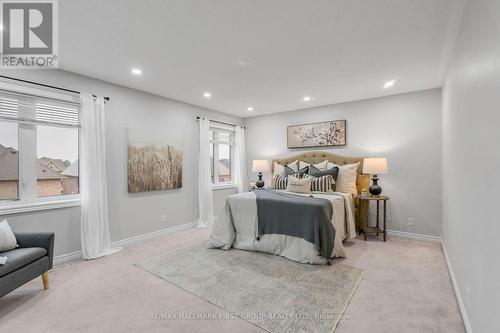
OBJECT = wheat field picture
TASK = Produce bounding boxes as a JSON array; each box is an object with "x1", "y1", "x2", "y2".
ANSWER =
[{"x1": 127, "y1": 129, "x2": 182, "y2": 193}]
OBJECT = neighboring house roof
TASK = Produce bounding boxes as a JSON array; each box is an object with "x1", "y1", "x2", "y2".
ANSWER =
[
  {"x1": 38, "y1": 157, "x2": 69, "y2": 172},
  {"x1": 209, "y1": 157, "x2": 231, "y2": 177},
  {"x1": 218, "y1": 159, "x2": 230, "y2": 176},
  {"x1": 37, "y1": 161, "x2": 66, "y2": 180},
  {"x1": 62, "y1": 161, "x2": 79, "y2": 177},
  {"x1": 0, "y1": 144, "x2": 65, "y2": 181},
  {"x1": 0, "y1": 144, "x2": 19, "y2": 181}
]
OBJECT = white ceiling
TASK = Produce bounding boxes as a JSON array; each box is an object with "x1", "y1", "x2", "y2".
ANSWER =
[{"x1": 59, "y1": 0, "x2": 462, "y2": 117}]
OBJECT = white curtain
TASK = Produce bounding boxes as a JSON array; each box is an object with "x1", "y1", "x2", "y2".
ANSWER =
[
  {"x1": 196, "y1": 118, "x2": 214, "y2": 228},
  {"x1": 80, "y1": 93, "x2": 119, "y2": 259},
  {"x1": 234, "y1": 126, "x2": 248, "y2": 193}
]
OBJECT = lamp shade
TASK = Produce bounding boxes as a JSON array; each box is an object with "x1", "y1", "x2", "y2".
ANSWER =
[
  {"x1": 252, "y1": 160, "x2": 270, "y2": 172},
  {"x1": 362, "y1": 157, "x2": 388, "y2": 175}
]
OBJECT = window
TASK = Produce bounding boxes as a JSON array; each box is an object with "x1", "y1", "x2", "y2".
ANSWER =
[
  {"x1": 0, "y1": 87, "x2": 80, "y2": 210},
  {"x1": 209, "y1": 124, "x2": 235, "y2": 188},
  {"x1": 0, "y1": 119, "x2": 19, "y2": 201}
]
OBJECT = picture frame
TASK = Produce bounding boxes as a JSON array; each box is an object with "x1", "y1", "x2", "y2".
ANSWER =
[
  {"x1": 287, "y1": 119, "x2": 347, "y2": 148},
  {"x1": 127, "y1": 128, "x2": 183, "y2": 193}
]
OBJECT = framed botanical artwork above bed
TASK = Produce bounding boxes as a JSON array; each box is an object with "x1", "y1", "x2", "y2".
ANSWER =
[{"x1": 287, "y1": 119, "x2": 347, "y2": 148}]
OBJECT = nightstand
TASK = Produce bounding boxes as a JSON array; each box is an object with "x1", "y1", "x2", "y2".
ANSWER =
[{"x1": 358, "y1": 195, "x2": 389, "y2": 241}]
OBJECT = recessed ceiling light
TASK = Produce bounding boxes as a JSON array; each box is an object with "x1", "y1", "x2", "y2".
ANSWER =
[
  {"x1": 383, "y1": 80, "x2": 396, "y2": 88},
  {"x1": 237, "y1": 59, "x2": 250, "y2": 66},
  {"x1": 203, "y1": 92, "x2": 212, "y2": 98},
  {"x1": 247, "y1": 106, "x2": 254, "y2": 111},
  {"x1": 303, "y1": 96, "x2": 312, "y2": 102},
  {"x1": 131, "y1": 68, "x2": 142, "y2": 75}
]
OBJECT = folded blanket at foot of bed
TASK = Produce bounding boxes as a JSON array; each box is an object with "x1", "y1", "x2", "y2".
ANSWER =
[{"x1": 254, "y1": 189, "x2": 335, "y2": 260}]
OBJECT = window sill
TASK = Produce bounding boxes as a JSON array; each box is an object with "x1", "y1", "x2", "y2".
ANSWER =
[
  {"x1": 0, "y1": 199, "x2": 81, "y2": 216},
  {"x1": 211, "y1": 184, "x2": 237, "y2": 191}
]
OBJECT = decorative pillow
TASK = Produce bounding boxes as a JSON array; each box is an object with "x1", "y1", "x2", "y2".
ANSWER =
[
  {"x1": 286, "y1": 175, "x2": 312, "y2": 193},
  {"x1": 329, "y1": 162, "x2": 359, "y2": 195},
  {"x1": 309, "y1": 165, "x2": 339, "y2": 180},
  {"x1": 285, "y1": 165, "x2": 308, "y2": 178},
  {"x1": 0, "y1": 220, "x2": 17, "y2": 252},
  {"x1": 273, "y1": 162, "x2": 286, "y2": 177},
  {"x1": 274, "y1": 160, "x2": 299, "y2": 177},
  {"x1": 299, "y1": 160, "x2": 328, "y2": 171},
  {"x1": 285, "y1": 160, "x2": 299, "y2": 172},
  {"x1": 304, "y1": 174, "x2": 334, "y2": 192},
  {"x1": 272, "y1": 174, "x2": 288, "y2": 190}
]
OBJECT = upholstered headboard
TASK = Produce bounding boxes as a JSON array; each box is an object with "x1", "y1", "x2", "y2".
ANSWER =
[{"x1": 271, "y1": 151, "x2": 370, "y2": 195}]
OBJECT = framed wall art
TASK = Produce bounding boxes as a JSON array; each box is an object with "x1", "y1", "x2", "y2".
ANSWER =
[
  {"x1": 127, "y1": 128, "x2": 182, "y2": 193},
  {"x1": 287, "y1": 120, "x2": 346, "y2": 148}
]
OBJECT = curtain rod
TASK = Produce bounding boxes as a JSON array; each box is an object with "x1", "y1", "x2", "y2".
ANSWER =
[
  {"x1": 0, "y1": 75, "x2": 110, "y2": 101},
  {"x1": 196, "y1": 116, "x2": 244, "y2": 128}
]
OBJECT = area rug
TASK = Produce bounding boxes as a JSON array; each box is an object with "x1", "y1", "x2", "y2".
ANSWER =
[{"x1": 136, "y1": 243, "x2": 363, "y2": 333}]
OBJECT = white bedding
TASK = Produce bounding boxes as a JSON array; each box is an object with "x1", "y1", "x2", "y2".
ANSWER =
[{"x1": 208, "y1": 190, "x2": 356, "y2": 264}]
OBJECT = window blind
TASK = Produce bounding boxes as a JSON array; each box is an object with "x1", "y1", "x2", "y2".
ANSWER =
[
  {"x1": 36, "y1": 102, "x2": 79, "y2": 127},
  {"x1": 0, "y1": 89, "x2": 80, "y2": 128},
  {"x1": 0, "y1": 95, "x2": 19, "y2": 120}
]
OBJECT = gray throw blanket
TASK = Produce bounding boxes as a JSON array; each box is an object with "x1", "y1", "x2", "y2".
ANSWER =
[{"x1": 254, "y1": 189, "x2": 335, "y2": 260}]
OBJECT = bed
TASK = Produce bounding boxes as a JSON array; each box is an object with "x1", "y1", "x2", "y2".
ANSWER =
[{"x1": 209, "y1": 152, "x2": 370, "y2": 264}]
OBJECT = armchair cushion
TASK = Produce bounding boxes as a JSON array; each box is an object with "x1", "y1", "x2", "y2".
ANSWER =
[{"x1": 0, "y1": 247, "x2": 47, "y2": 277}]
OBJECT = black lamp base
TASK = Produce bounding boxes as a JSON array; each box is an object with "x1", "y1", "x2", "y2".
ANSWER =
[
  {"x1": 256, "y1": 172, "x2": 265, "y2": 188},
  {"x1": 369, "y1": 175, "x2": 382, "y2": 196}
]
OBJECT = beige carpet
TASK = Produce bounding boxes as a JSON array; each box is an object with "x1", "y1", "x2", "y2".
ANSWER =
[
  {"x1": 0, "y1": 227, "x2": 465, "y2": 333},
  {"x1": 137, "y1": 242, "x2": 363, "y2": 333}
]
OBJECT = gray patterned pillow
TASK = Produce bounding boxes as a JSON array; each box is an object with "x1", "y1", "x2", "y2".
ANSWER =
[{"x1": 285, "y1": 165, "x2": 308, "y2": 178}]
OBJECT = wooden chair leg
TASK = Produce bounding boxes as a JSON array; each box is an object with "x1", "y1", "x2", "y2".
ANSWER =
[{"x1": 42, "y1": 272, "x2": 49, "y2": 290}]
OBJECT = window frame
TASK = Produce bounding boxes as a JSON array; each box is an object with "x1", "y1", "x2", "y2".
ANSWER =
[
  {"x1": 0, "y1": 85, "x2": 81, "y2": 215},
  {"x1": 209, "y1": 123, "x2": 236, "y2": 190}
]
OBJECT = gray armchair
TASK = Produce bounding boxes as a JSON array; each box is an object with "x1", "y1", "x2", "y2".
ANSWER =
[{"x1": 0, "y1": 232, "x2": 54, "y2": 297}]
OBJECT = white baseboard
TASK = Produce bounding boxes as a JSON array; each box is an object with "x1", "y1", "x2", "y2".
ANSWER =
[
  {"x1": 441, "y1": 242, "x2": 473, "y2": 333},
  {"x1": 387, "y1": 229, "x2": 442, "y2": 242},
  {"x1": 53, "y1": 250, "x2": 83, "y2": 265},
  {"x1": 112, "y1": 222, "x2": 196, "y2": 247},
  {"x1": 54, "y1": 222, "x2": 196, "y2": 265}
]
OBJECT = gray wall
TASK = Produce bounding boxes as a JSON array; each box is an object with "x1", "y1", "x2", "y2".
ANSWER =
[
  {"x1": 244, "y1": 89, "x2": 442, "y2": 237},
  {"x1": 442, "y1": 0, "x2": 500, "y2": 331},
  {"x1": 1, "y1": 69, "x2": 240, "y2": 257}
]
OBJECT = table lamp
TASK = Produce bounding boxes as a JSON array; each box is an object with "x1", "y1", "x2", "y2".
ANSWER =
[
  {"x1": 362, "y1": 157, "x2": 388, "y2": 196},
  {"x1": 252, "y1": 160, "x2": 270, "y2": 189}
]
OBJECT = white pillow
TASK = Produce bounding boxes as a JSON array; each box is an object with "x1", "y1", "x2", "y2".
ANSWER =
[
  {"x1": 273, "y1": 160, "x2": 299, "y2": 176},
  {"x1": 299, "y1": 160, "x2": 328, "y2": 171},
  {"x1": 330, "y1": 162, "x2": 359, "y2": 195},
  {"x1": 273, "y1": 162, "x2": 286, "y2": 177},
  {"x1": 0, "y1": 220, "x2": 17, "y2": 252},
  {"x1": 286, "y1": 175, "x2": 312, "y2": 194}
]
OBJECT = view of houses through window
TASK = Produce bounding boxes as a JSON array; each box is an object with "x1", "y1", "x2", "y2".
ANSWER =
[
  {"x1": 36, "y1": 125, "x2": 79, "y2": 197},
  {"x1": 0, "y1": 122, "x2": 19, "y2": 200},
  {"x1": 0, "y1": 129, "x2": 79, "y2": 200},
  {"x1": 209, "y1": 127, "x2": 234, "y2": 186},
  {"x1": 0, "y1": 93, "x2": 80, "y2": 202}
]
